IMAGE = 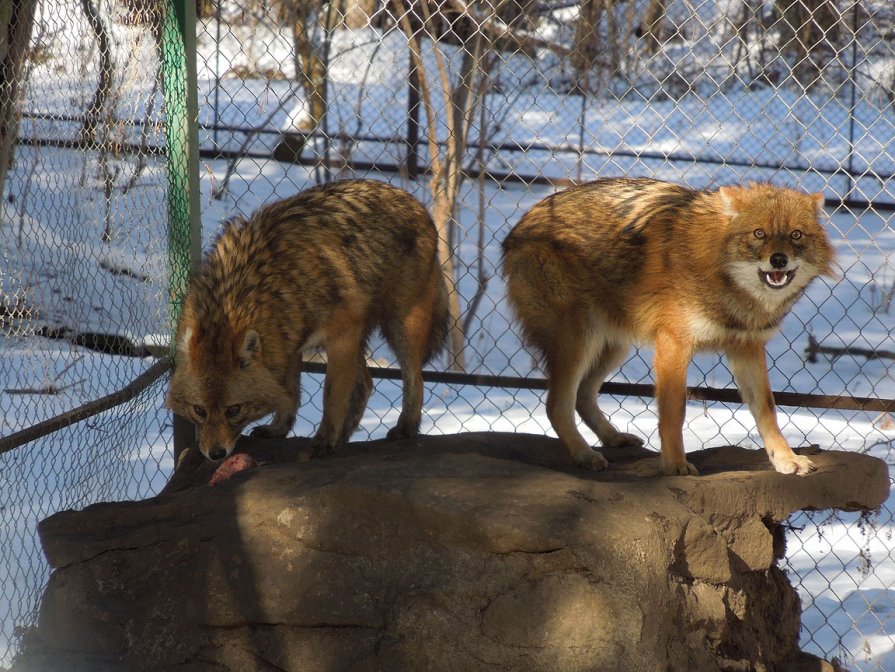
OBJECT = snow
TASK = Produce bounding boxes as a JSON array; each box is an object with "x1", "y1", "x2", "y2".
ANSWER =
[{"x1": 2, "y1": 3, "x2": 895, "y2": 670}]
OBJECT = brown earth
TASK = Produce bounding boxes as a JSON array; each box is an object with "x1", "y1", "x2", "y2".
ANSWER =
[{"x1": 15, "y1": 432, "x2": 889, "y2": 672}]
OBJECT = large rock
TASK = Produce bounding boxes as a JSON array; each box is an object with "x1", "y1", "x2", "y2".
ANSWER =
[{"x1": 17, "y1": 433, "x2": 889, "y2": 672}]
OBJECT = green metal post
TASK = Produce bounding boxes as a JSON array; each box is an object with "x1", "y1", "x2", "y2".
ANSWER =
[{"x1": 162, "y1": 0, "x2": 202, "y2": 461}]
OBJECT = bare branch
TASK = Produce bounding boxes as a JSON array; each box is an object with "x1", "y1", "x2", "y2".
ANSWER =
[
  {"x1": 805, "y1": 334, "x2": 895, "y2": 364},
  {"x1": 444, "y1": 0, "x2": 570, "y2": 57},
  {"x1": 0, "y1": 358, "x2": 171, "y2": 455}
]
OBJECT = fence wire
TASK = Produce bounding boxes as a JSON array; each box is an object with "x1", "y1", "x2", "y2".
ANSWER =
[
  {"x1": 2, "y1": 0, "x2": 895, "y2": 669},
  {"x1": 0, "y1": 0, "x2": 176, "y2": 665}
]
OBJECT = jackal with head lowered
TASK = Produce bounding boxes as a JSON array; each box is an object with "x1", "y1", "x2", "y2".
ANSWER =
[{"x1": 166, "y1": 179, "x2": 449, "y2": 461}]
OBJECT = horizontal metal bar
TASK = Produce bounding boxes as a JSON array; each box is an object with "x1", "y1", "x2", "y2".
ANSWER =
[
  {"x1": 303, "y1": 361, "x2": 895, "y2": 414},
  {"x1": 2, "y1": 354, "x2": 889, "y2": 457},
  {"x1": 18, "y1": 132, "x2": 895, "y2": 212},
  {"x1": 17, "y1": 114, "x2": 895, "y2": 205}
]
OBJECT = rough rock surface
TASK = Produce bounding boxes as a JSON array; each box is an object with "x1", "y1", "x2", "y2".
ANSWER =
[{"x1": 17, "y1": 432, "x2": 889, "y2": 672}]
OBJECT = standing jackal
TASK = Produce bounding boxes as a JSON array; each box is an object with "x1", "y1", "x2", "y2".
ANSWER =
[
  {"x1": 502, "y1": 178, "x2": 835, "y2": 476},
  {"x1": 167, "y1": 180, "x2": 448, "y2": 461}
]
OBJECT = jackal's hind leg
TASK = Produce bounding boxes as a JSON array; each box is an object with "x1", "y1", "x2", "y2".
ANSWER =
[
  {"x1": 545, "y1": 330, "x2": 609, "y2": 471},
  {"x1": 576, "y1": 342, "x2": 643, "y2": 451},
  {"x1": 383, "y1": 301, "x2": 433, "y2": 441}
]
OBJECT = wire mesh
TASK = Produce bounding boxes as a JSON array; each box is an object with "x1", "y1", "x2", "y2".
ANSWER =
[
  {"x1": 2, "y1": 0, "x2": 895, "y2": 668},
  {"x1": 0, "y1": 0, "x2": 175, "y2": 665}
]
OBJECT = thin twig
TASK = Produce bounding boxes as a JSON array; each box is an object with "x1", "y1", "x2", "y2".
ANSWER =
[
  {"x1": 4, "y1": 356, "x2": 85, "y2": 395},
  {"x1": 0, "y1": 358, "x2": 171, "y2": 455},
  {"x1": 5, "y1": 378, "x2": 86, "y2": 395}
]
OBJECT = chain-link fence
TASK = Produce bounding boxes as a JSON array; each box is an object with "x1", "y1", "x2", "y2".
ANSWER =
[
  {"x1": 2, "y1": 0, "x2": 895, "y2": 669},
  {"x1": 0, "y1": 0, "x2": 185, "y2": 665}
]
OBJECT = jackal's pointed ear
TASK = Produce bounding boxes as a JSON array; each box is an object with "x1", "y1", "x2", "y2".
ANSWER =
[
  {"x1": 718, "y1": 186, "x2": 740, "y2": 219},
  {"x1": 238, "y1": 329, "x2": 261, "y2": 368},
  {"x1": 176, "y1": 326, "x2": 193, "y2": 357},
  {"x1": 811, "y1": 192, "x2": 826, "y2": 219}
]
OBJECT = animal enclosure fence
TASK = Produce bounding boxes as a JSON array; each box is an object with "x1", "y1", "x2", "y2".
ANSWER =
[{"x1": 1, "y1": 0, "x2": 895, "y2": 668}]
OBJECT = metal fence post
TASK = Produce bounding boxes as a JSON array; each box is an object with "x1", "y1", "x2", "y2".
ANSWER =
[
  {"x1": 406, "y1": 56, "x2": 420, "y2": 180},
  {"x1": 161, "y1": 0, "x2": 201, "y2": 461}
]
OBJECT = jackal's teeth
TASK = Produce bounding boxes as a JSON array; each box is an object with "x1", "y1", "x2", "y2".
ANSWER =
[{"x1": 762, "y1": 269, "x2": 793, "y2": 289}]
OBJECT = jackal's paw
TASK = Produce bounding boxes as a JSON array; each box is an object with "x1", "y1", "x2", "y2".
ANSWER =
[
  {"x1": 574, "y1": 449, "x2": 609, "y2": 471},
  {"x1": 771, "y1": 453, "x2": 816, "y2": 476},
  {"x1": 603, "y1": 432, "x2": 645, "y2": 450},
  {"x1": 251, "y1": 424, "x2": 288, "y2": 439},
  {"x1": 309, "y1": 437, "x2": 338, "y2": 459},
  {"x1": 385, "y1": 423, "x2": 420, "y2": 442},
  {"x1": 661, "y1": 460, "x2": 699, "y2": 477}
]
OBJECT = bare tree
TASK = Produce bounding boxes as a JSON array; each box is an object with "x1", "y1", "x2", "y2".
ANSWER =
[
  {"x1": 340, "y1": 0, "x2": 380, "y2": 29},
  {"x1": 572, "y1": 0, "x2": 603, "y2": 91},
  {"x1": 273, "y1": 0, "x2": 331, "y2": 165},
  {"x1": 640, "y1": 0, "x2": 667, "y2": 56},
  {"x1": 573, "y1": 0, "x2": 679, "y2": 89},
  {"x1": 0, "y1": 0, "x2": 38, "y2": 206},
  {"x1": 392, "y1": 0, "x2": 505, "y2": 372},
  {"x1": 776, "y1": 0, "x2": 843, "y2": 84},
  {"x1": 77, "y1": 0, "x2": 122, "y2": 244},
  {"x1": 571, "y1": 0, "x2": 627, "y2": 87},
  {"x1": 79, "y1": 0, "x2": 115, "y2": 146}
]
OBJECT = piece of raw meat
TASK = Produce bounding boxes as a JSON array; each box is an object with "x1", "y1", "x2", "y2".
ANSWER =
[{"x1": 209, "y1": 453, "x2": 258, "y2": 486}]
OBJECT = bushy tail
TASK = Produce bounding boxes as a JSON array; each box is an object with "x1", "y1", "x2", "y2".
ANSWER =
[{"x1": 425, "y1": 265, "x2": 450, "y2": 364}]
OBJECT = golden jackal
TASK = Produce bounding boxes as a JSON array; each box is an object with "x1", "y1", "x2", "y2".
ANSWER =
[
  {"x1": 167, "y1": 180, "x2": 448, "y2": 461},
  {"x1": 502, "y1": 178, "x2": 835, "y2": 476}
]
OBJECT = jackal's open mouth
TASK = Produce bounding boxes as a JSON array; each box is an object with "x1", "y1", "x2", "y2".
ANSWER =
[{"x1": 758, "y1": 268, "x2": 796, "y2": 289}]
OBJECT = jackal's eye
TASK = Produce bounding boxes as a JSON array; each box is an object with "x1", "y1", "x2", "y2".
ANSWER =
[
  {"x1": 753, "y1": 229, "x2": 766, "y2": 239},
  {"x1": 193, "y1": 405, "x2": 207, "y2": 420},
  {"x1": 225, "y1": 405, "x2": 241, "y2": 420},
  {"x1": 790, "y1": 229, "x2": 803, "y2": 240}
]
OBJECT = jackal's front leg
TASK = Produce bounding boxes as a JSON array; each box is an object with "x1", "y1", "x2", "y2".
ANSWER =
[
  {"x1": 251, "y1": 352, "x2": 302, "y2": 439},
  {"x1": 342, "y1": 357, "x2": 373, "y2": 443},
  {"x1": 312, "y1": 323, "x2": 365, "y2": 457},
  {"x1": 654, "y1": 331, "x2": 699, "y2": 476},
  {"x1": 726, "y1": 341, "x2": 815, "y2": 475}
]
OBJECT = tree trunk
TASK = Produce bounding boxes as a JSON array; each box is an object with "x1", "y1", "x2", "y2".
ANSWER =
[
  {"x1": 776, "y1": 0, "x2": 840, "y2": 84},
  {"x1": 572, "y1": 0, "x2": 603, "y2": 90},
  {"x1": 0, "y1": 0, "x2": 38, "y2": 207},
  {"x1": 603, "y1": 0, "x2": 619, "y2": 76},
  {"x1": 274, "y1": 3, "x2": 328, "y2": 163},
  {"x1": 196, "y1": 0, "x2": 214, "y2": 20},
  {"x1": 339, "y1": 0, "x2": 378, "y2": 29},
  {"x1": 393, "y1": 0, "x2": 471, "y2": 371},
  {"x1": 431, "y1": 195, "x2": 467, "y2": 372},
  {"x1": 292, "y1": 16, "x2": 327, "y2": 132},
  {"x1": 641, "y1": 0, "x2": 667, "y2": 56},
  {"x1": 80, "y1": 0, "x2": 115, "y2": 146}
]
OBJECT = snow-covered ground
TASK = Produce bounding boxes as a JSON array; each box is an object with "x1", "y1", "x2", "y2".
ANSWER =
[{"x1": 2, "y1": 2, "x2": 895, "y2": 669}]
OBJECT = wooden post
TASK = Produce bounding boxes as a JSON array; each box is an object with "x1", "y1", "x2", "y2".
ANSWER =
[{"x1": 0, "y1": 0, "x2": 38, "y2": 206}]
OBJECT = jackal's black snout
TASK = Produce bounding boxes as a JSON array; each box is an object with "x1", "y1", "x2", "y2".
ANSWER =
[{"x1": 770, "y1": 252, "x2": 788, "y2": 269}]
